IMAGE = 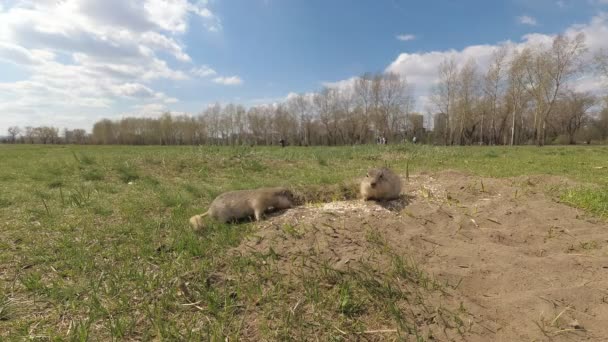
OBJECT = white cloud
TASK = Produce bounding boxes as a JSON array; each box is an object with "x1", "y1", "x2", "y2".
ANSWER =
[
  {"x1": 0, "y1": 0, "x2": 233, "y2": 133},
  {"x1": 518, "y1": 15, "x2": 538, "y2": 26},
  {"x1": 385, "y1": 45, "x2": 501, "y2": 91},
  {"x1": 111, "y1": 83, "x2": 156, "y2": 98},
  {"x1": 143, "y1": 0, "x2": 221, "y2": 33},
  {"x1": 141, "y1": 32, "x2": 191, "y2": 62},
  {"x1": 128, "y1": 103, "x2": 170, "y2": 117},
  {"x1": 192, "y1": 65, "x2": 217, "y2": 77},
  {"x1": 321, "y1": 76, "x2": 358, "y2": 91},
  {"x1": 213, "y1": 76, "x2": 243, "y2": 85},
  {"x1": 0, "y1": 42, "x2": 55, "y2": 65},
  {"x1": 396, "y1": 34, "x2": 416, "y2": 42}
]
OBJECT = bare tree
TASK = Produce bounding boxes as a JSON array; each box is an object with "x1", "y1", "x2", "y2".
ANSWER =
[
  {"x1": 380, "y1": 73, "x2": 413, "y2": 142},
  {"x1": 596, "y1": 49, "x2": 608, "y2": 81},
  {"x1": 554, "y1": 91, "x2": 595, "y2": 144},
  {"x1": 596, "y1": 49, "x2": 608, "y2": 106},
  {"x1": 354, "y1": 73, "x2": 375, "y2": 143},
  {"x1": 8, "y1": 126, "x2": 21, "y2": 143},
  {"x1": 92, "y1": 119, "x2": 117, "y2": 144},
  {"x1": 24, "y1": 126, "x2": 35, "y2": 144},
  {"x1": 523, "y1": 33, "x2": 587, "y2": 145},
  {"x1": 483, "y1": 46, "x2": 508, "y2": 144},
  {"x1": 594, "y1": 107, "x2": 608, "y2": 141},
  {"x1": 273, "y1": 104, "x2": 298, "y2": 145},
  {"x1": 507, "y1": 49, "x2": 532, "y2": 145},
  {"x1": 287, "y1": 94, "x2": 314, "y2": 145},
  {"x1": 431, "y1": 57, "x2": 459, "y2": 144},
  {"x1": 73, "y1": 129, "x2": 87, "y2": 144},
  {"x1": 455, "y1": 59, "x2": 480, "y2": 145},
  {"x1": 35, "y1": 126, "x2": 59, "y2": 144},
  {"x1": 247, "y1": 106, "x2": 272, "y2": 145},
  {"x1": 314, "y1": 87, "x2": 339, "y2": 145}
]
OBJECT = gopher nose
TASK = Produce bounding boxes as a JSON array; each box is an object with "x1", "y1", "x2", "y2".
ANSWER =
[{"x1": 370, "y1": 182, "x2": 376, "y2": 188}]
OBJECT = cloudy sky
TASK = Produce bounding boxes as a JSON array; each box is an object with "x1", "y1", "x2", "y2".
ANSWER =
[{"x1": 1, "y1": 0, "x2": 608, "y2": 134}]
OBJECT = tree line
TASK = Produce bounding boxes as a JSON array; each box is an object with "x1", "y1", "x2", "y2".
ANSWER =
[
  {"x1": 4, "y1": 33, "x2": 608, "y2": 146},
  {"x1": 430, "y1": 33, "x2": 607, "y2": 146}
]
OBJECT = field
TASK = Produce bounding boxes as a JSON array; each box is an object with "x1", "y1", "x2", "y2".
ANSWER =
[{"x1": 1, "y1": 144, "x2": 607, "y2": 341}]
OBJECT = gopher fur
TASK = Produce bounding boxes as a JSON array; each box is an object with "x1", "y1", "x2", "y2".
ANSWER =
[
  {"x1": 360, "y1": 167, "x2": 401, "y2": 201},
  {"x1": 189, "y1": 187, "x2": 294, "y2": 230}
]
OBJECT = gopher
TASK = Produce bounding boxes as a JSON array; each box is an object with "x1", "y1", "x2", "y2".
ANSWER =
[
  {"x1": 189, "y1": 187, "x2": 294, "y2": 230},
  {"x1": 360, "y1": 167, "x2": 401, "y2": 201}
]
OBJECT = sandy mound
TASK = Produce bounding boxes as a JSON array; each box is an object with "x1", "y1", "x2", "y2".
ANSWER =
[{"x1": 234, "y1": 171, "x2": 608, "y2": 341}]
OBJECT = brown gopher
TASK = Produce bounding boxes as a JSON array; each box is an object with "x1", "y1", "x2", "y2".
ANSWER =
[
  {"x1": 360, "y1": 167, "x2": 401, "y2": 201},
  {"x1": 189, "y1": 187, "x2": 294, "y2": 230}
]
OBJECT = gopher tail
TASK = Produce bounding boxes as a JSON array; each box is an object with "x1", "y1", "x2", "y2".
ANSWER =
[{"x1": 189, "y1": 211, "x2": 209, "y2": 230}]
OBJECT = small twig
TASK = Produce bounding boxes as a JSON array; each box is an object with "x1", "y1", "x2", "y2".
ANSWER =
[
  {"x1": 552, "y1": 328, "x2": 582, "y2": 336},
  {"x1": 333, "y1": 326, "x2": 347, "y2": 335},
  {"x1": 420, "y1": 237, "x2": 444, "y2": 246},
  {"x1": 551, "y1": 307, "x2": 570, "y2": 326},
  {"x1": 41, "y1": 198, "x2": 50, "y2": 215},
  {"x1": 291, "y1": 298, "x2": 303, "y2": 314},
  {"x1": 66, "y1": 320, "x2": 73, "y2": 336},
  {"x1": 181, "y1": 301, "x2": 204, "y2": 306},
  {"x1": 477, "y1": 322, "x2": 496, "y2": 334},
  {"x1": 487, "y1": 218, "x2": 501, "y2": 225},
  {"x1": 538, "y1": 296, "x2": 557, "y2": 307},
  {"x1": 362, "y1": 329, "x2": 398, "y2": 334}
]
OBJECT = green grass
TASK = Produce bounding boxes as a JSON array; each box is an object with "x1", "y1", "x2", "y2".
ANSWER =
[
  {"x1": 561, "y1": 188, "x2": 608, "y2": 219},
  {"x1": 0, "y1": 144, "x2": 607, "y2": 340}
]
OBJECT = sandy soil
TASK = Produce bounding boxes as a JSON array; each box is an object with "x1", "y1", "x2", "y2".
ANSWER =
[{"x1": 235, "y1": 171, "x2": 608, "y2": 341}]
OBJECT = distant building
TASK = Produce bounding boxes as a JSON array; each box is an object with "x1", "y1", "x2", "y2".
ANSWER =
[
  {"x1": 432, "y1": 113, "x2": 449, "y2": 144},
  {"x1": 407, "y1": 113, "x2": 425, "y2": 137}
]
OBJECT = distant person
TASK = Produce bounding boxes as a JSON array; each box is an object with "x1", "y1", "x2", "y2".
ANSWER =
[
  {"x1": 412, "y1": 136, "x2": 417, "y2": 144},
  {"x1": 279, "y1": 138, "x2": 286, "y2": 148}
]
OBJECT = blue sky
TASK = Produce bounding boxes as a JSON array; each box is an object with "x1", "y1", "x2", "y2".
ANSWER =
[{"x1": 1, "y1": 0, "x2": 608, "y2": 133}]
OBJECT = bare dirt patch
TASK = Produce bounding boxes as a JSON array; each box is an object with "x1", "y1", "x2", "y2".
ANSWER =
[{"x1": 233, "y1": 171, "x2": 608, "y2": 341}]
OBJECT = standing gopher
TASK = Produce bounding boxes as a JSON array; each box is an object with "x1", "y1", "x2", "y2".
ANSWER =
[
  {"x1": 360, "y1": 167, "x2": 401, "y2": 201},
  {"x1": 189, "y1": 187, "x2": 294, "y2": 230}
]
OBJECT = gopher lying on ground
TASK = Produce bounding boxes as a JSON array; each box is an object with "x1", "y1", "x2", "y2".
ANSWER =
[
  {"x1": 189, "y1": 187, "x2": 294, "y2": 230},
  {"x1": 360, "y1": 167, "x2": 402, "y2": 201}
]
